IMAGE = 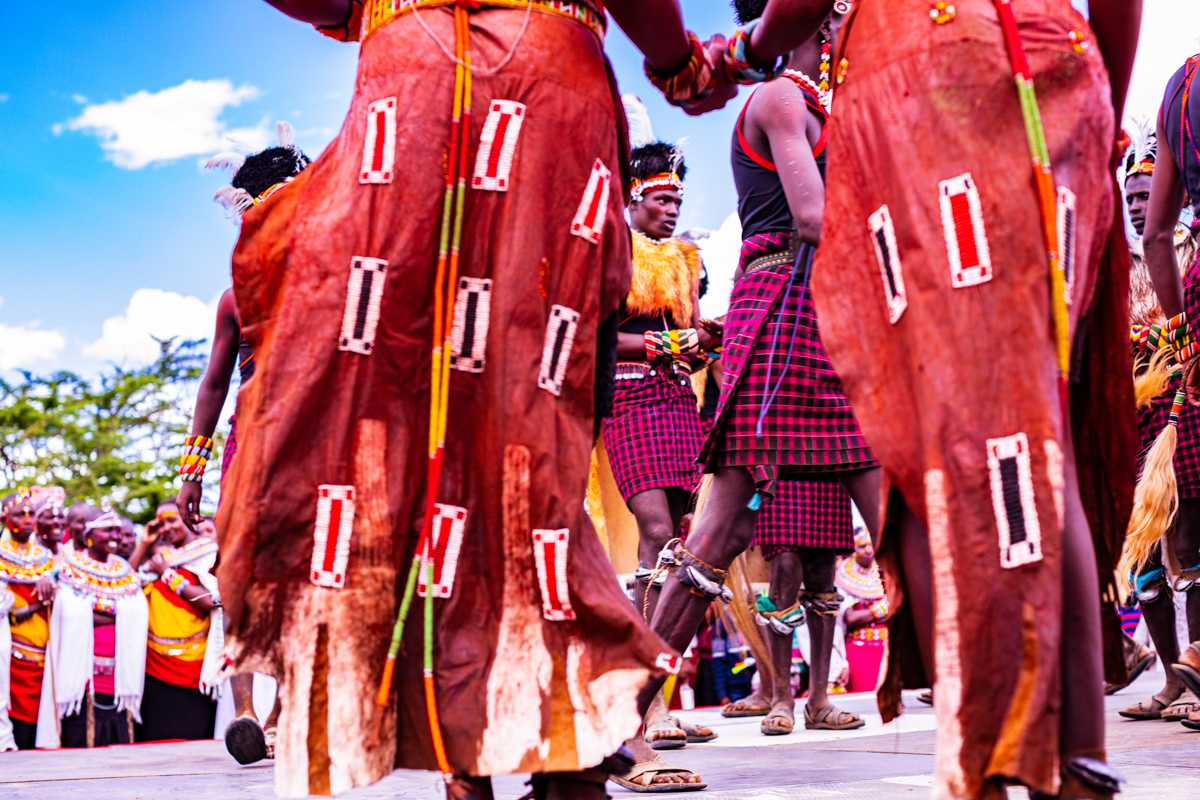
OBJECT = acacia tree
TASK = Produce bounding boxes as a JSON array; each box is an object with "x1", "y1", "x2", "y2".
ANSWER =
[{"x1": 0, "y1": 339, "x2": 218, "y2": 524}]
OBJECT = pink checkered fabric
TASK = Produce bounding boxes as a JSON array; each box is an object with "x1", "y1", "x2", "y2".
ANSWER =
[
  {"x1": 700, "y1": 239, "x2": 876, "y2": 492},
  {"x1": 752, "y1": 478, "x2": 854, "y2": 559},
  {"x1": 602, "y1": 363, "x2": 704, "y2": 502}
]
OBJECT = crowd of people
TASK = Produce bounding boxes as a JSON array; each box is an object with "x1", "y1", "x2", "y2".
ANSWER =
[{"x1": 15, "y1": 0, "x2": 1200, "y2": 799}]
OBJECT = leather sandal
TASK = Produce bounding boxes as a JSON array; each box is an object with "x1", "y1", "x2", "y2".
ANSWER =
[
  {"x1": 804, "y1": 702, "x2": 865, "y2": 730},
  {"x1": 1117, "y1": 691, "x2": 1173, "y2": 720}
]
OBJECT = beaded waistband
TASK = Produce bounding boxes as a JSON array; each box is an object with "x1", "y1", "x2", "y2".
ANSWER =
[
  {"x1": 848, "y1": 626, "x2": 887, "y2": 642},
  {"x1": 363, "y1": 0, "x2": 606, "y2": 45},
  {"x1": 13, "y1": 642, "x2": 46, "y2": 664},
  {"x1": 614, "y1": 360, "x2": 689, "y2": 381},
  {"x1": 743, "y1": 251, "x2": 792, "y2": 276},
  {"x1": 148, "y1": 630, "x2": 207, "y2": 647}
]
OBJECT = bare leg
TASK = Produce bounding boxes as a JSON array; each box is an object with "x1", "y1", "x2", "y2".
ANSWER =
[
  {"x1": 1175, "y1": 499, "x2": 1200, "y2": 642},
  {"x1": 798, "y1": 548, "x2": 839, "y2": 714},
  {"x1": 1137, "y1": 550, "x2": 1183, "y2": 699},
  {"x1": 763, "y1": 551, "x2": 803, "y2": 730},
  {"x1": 640, "y1": 467, "x2": 760, "y2": 716},
  {"x1": 230, "y1": 673, "x2": 258, "y2": 721},
  {"x1": 1059, "y1": 443, "x2": 1105, "y2": 757}
]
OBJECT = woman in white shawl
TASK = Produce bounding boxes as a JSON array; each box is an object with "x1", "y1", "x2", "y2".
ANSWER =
[{"x1": 36, "y1": 508, "x2": 148, "y2": 748}]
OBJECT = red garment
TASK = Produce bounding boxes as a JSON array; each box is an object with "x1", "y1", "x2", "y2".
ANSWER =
[
  {"x1": 7, "y1": 582, "x2": 46, "y2": 724},
  {"x1": 91, "y1": 623, "x2": 116, "y2": 696}
]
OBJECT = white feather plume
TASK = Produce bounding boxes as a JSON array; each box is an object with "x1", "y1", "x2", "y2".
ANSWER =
[
  {"x1": 623, "y1": 93, "x2": 655, "y2": 150},
  {"x1": 205, "y1": 152, "x2": 246, "y2": 173},
  {"x1": 276, "y1": 120, "x2": 295, "y2": 149},
  {"x1": 213, "y1": 186, "x2": 254, "y2": 218}
]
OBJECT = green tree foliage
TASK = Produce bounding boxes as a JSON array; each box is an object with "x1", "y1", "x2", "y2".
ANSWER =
[{"x1": 0, "y1": 339, "x2": 216, "y2": 524}]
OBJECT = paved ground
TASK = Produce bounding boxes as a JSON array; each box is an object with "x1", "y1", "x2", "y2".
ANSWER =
[{"x1": 3, "y1": 669, "x2": 1199, "y2": 799}]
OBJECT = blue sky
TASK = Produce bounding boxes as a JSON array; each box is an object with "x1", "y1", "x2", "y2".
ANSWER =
[{"x1": 0, "y1": 0, "x2": 1196, "y2": 379}]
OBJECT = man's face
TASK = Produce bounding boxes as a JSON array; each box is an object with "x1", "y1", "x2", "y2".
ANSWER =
[
  {"x1": 88, "y1": 524, "x2": 121, "y2": 559},
  {"x1": 198, "y1": 519, "x2": 217, "y2": 540},
  {"x1": 630, "y1": 188, "x2": 682, "y2": 240},
  {"x1": 1126, "y1": 173, "x2": 1153, "y2": 236},
  {"x1": 117, "y1": 520, "x2": 137, "y2": 560}
]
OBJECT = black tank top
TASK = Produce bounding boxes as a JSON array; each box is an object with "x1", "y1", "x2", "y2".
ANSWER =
[
  {"x1": 732, "y1": 74, "x2": 827, "y2": 241},
  {"x1": 1162, "y1": 57, "x2": 1200, "y2": 204},
  {"x1": 237, "y1": 333, "x2": 255, "y2": 382}
]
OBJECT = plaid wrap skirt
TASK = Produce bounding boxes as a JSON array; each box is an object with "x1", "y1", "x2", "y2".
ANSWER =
[
  {"x1": 1139, "y1": 266, "x2": 1200, "y2": 498},
  {"x1": 699, "y1": 244, "x2": 876, "y2": 492},
  {"x1": 602, "y1": 361, "x2": 703, "y2": 501},
  {"x1": 752, "y1": 477, "x2": 854, "y2": 559}
]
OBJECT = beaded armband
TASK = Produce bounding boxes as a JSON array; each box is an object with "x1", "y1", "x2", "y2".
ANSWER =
[
  {"x1": 180, "y1": 435, "x2": 215, "y2": 482},
  {"x1": 645, "y1": 32, "x2": 717, "y2": 110},
  {"x1": 162, "y1": 567, "x2": 192, "y2": 595},
  {"x1": 1131, "y1": 324, "x2": 1166, "y2": 353},
  {"x1": 1166, "y1": 312, "x2": 1199, "y2": 364},
  {"x1": 645, "y1": 329, "x2": 700, "y2": 363},
  {"x1": 867, "y1": 597, "x2": 889, "y2": 621},
  {"x1": 724, "y1": 19, "x2": 789, "y2": 85}
]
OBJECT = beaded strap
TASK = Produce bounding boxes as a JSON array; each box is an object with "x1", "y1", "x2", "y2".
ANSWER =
[
  {"x1": 1170, "y1": 388, "x2": 1188, "y2": 427},
  {"x1": 180, "y1": 435, "x2": 215, "y2": 482},
  {"x1": 645, "y1": 328, "x2": 700, "y2": 363},
  {"x1": 724, "y1": 19, "x2": 789, "y2": 85},
  {"x1": 645, "y1": 32, "x2": 717, "y2": 110},
  {"x1": 1166, "y1": 311, "x2": 1198, "y2": 364}
]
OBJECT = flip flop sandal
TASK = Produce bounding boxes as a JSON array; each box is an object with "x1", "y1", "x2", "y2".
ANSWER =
[
  {"x1": 645, "y1": 717, "x2": 687, "y2": 751},
  {"x1": 760, "y1": 707, "x2": 794, "y2": 736},
  {"x1": 1162, "y1": 690, "x2": 1200, "y2": 721},
  {"x1": 721, "y1": 695, "x2": 771, "y2": 718},
  {"x1": 671, "y1": 716, "x2": 718, "y2": 744},
  {"x1": 263, "y1": 725, "x2": 277, "y2": 760},
  {"x1": 916, "y1": 690, "x2": 933, "y2": 706},
  {"x1": 609, "y1": 761, "x2": 707, "y2": 793},
  {"x1": 1117, "y1": 692, "x2": 1173, "y2": 720},
  {"x1": 1127, "y1": 649, "x2": 1156, "y2": 685},
  {"x1": 224, "y1": 716, "x2": 268, "y2": 765},
  {"x1": 804, "y1": 703, "x2": 865, "y2": 731}
]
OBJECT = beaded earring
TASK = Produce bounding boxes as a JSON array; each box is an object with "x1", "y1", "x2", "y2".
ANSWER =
[
  {"x1": 819, "y1": 33, "x2": 831, "y2": 97},
  {"x1": 87, "y1": 537, "x2": 94, "y2": 547}
]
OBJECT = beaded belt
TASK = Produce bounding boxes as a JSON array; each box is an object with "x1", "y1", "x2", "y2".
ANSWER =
[
  {"x1": 362, "y1": 0, "x2": 606, "y2": 45},
  {"x1": 743, "y1": 251, "x2": 793, "y2": 276},
  {"x1": 614, "y1": 360, "x2": 690, "y2": 383},
  {"x1": 12, "y1": 642, "x2": 46, "y2": 665},
  {"x1": 149, "y1": 630, "x2": 207, "y2": 647},
  {"x1": 848, "y1": 626, "x2": 887, "y2": 643},
  {"x1": 93, "y1": 656, "x2": 116, "y2": 676}
]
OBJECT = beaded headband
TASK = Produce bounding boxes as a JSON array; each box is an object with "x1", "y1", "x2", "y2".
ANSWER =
[
  {"x1": 853, "y1": 527, "x2": 871, "y2": 548},
  {"x1": 631, "y1": 173, "x2": 684, "y2": 202},
  {"x1": 1127, "y1": 160, "x2": 1155, "y2": 179},
  {"x1": 85, "y1": 509, "x2": 121, "y2": 531}
]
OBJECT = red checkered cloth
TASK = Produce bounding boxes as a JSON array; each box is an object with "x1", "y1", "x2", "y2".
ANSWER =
[
  {"x1": 218, "y1": 414, "x2": 237, "y2": 509},
  {"x1": 602, "y1": 362, "x2": 704, "y2": 502},
  {"x1": 752, "y1": 477, "x2": 854, "y2": 559},
  {"x1": 699, "y1": 239, "x2": 876, "y2": 493},
  {"x1": 1139, "y1": 267, "x2": 1200, "y2": 498}
]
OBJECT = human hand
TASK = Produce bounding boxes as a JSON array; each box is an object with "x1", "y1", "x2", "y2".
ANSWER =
[
  {"x1": 698, "y1": 318, "x2": 723, "y2": 347},
  {"x1": 146, "y1": 552, "x2": 169, "y2": 577},
  {"x1": 177, "y1": 482, "x2": 205, "y2": 533},
  {"x1": 35, "y1": 578, "x2": 55, "y2": 605},
  {"x1": 683, "y1": 36, "x2": 737, "y2": 117}
]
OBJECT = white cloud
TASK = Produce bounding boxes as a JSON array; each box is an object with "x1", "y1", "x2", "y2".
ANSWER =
[
  {"x1": 1125, "y1": 4, "x2": 1200, "y2": 129},
  {"x1": 0, "y1": 94, "x2": 9, "y2": 103},
  {"x1": 695, "y1": 212, "x2": 743, "y2": 320},
  {"x1": 60, "y1": 79, "x2": 271, "y2": 169},
  {"x1": 83, "y1": 288, "x2": 218, "y2": 364},
  {"x1": 0, "y1": 297, "x2": 66, "y2": 371},
  {"x1": 71, "y1": 93, "x2": 87, "y2": 104}
]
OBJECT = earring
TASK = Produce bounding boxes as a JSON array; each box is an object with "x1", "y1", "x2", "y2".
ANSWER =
[{"x1": 87, "y1": 537, "x2": 93, "y2": 547}]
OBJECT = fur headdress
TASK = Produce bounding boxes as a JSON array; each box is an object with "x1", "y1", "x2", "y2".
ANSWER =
[
  {"x1": 208, "y1": 121, "x2": 311, "y2": 217},
  {"x1": 1123, "y1": 119, "x2": 1158, "y2": 182},
  {"x1": 623, "y1": 94, "x2": 686, "y2": 202}
]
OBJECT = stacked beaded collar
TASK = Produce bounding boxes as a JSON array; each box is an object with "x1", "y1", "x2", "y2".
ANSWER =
[
  {"x1": 59, "y1": 549, "x2": 140, "y2": 598},
  {"x1": 630, "y1": 172, "x2": 683, "y2": 202},
  {"x1": 835, "y1": 557, "x2": 884, "y2": 601},
  {"x1": 163, "y1": 536, "x2": 219, "y2": 569},
  {"x1": 0, "y1": 539, "x2": 55, "y2": 584}
]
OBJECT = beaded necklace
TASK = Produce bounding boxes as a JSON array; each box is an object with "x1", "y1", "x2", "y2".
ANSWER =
[
  {"x1": 783, "y1": 69, "x2": 829, "y2": 114},
  {"x1": 59, "y1": 549, "x2": 140, "y2": 598},
  {"x1": 836, "y1": 557, "x2": 884, "y2": 600},
  {"x1": 0, "y1": 539, "x2": 55, "y2": 584},
  {"x1": 163, "y1": 536, "x2": 219, "y2": 569}
]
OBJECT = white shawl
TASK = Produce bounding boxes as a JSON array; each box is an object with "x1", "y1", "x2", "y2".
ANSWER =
[
  {"x1": 0, "y1": 584, "x2": 15, "y2": 752},
  {"x1": 35, "y1": 584, "x2": 148, "y2": 748},
  {"x1": 142, "y1": 544, "x2": 224, "y2": 697}
]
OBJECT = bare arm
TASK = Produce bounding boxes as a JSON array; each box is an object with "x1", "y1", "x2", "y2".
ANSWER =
[
  {"x1": 1145, "y1": 119, "x2": 1187, "y2": 319},
  {"x1": 1087, "y1": 0, "x2": 1142, "y2": 125},
  {"x1": 604, "y1": 0, "x2": 691, "y2": 77},
  {"x1": 748, "y1": 0, "x2": 834, "y2": 67},
  {"x1": 192, "y1": 290, "x2": 242, "y2": 440},
  {"x1": 264, "y1": 0, "x2": 350, "y2": 26},
  {"x1": 752, "y1": 82, "x2": 825, "y2": 247}
]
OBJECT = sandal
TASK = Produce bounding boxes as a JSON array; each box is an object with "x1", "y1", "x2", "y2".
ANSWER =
[
  {"x1": 609, "y1": 761, "x2": 707, "y2": 793},
  {"x1": 916, "y1": 689, "x2": 933, "y2": 706},
  {"x1": 672, "y1": 716, "x2": 717, "y2": 744},
  {"x1": 1162, "y1": 690, "x2": 1200, "y2": 721},
  {"x1": 721, "y1": 692, "x2": 771, "y2": 718},
  {"x1": 263, "y1": 724, "x2": 277, "y2": 759},
  {"x1": 1183, "y1": 709, "x2": 1200, "y2": 731},
  {"x1": 760, "y1": 706, "x2": 794, "y2": 736},
  {"x1": 644, "y1": 717, "x2": 687, "y2": 751},
  {"x1": 1174, "y1": 643, "x2": 1200, "y2": 698},
  {"x1": 224, "y1": 716, "x2": 268, "y2": 765},
  {"x1": 804, "y1": 702, "x2": 865, "y2": 730},
  {"x1": 1117, "y1": 692, "x2": 1173, "y2": 720}
]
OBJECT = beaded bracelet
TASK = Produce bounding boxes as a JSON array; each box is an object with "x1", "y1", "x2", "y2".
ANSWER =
[
  {"x1": 645, "y1": 329, "x2": 700, "y2": 362},
  {"x1": 1131, "y1": 324, "x2": 1166, "y2": 353},
  {"x1": 645, "y1": 32, "x2": 717, "y2": 110},
  {"x1": 161, "y1": 567, "x2": 193, "y2": 595},
  {"x1": 867, "y1": 598, "x2": 889, "y2": 621},
  {"x1": 724, "y1": 18, "x2": 790, "y2": 85},
  {"x1": 179, "y1": 434, "x2": 215, "y2": 482},
  {"x1": 1166, "y1": 311, "x2": 1198, "y2": 364}
]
